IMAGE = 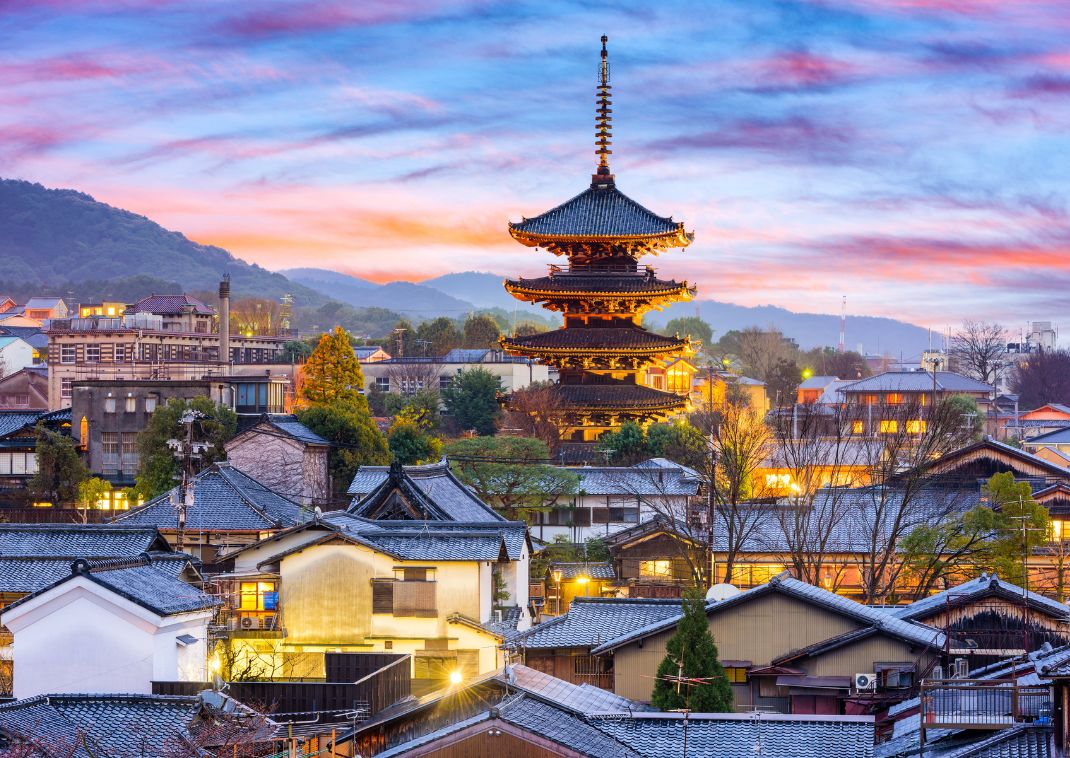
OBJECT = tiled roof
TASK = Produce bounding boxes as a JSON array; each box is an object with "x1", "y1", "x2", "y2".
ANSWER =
[
  {"x1": 0, "y1": 523, "x2": 167, "y2": 558},
  {"x1": 893, "y1": 573, "x2": 1069, "y2": 621},
  {"x1": 592, "y1": 574, "x2": 945, "y2": 655},
  {"x1": 549, "y1": 562, "x2": 617, "y2": 580},
  {"x1": 553, "y1": 382, "x2": 688, "y2": 411},
  {"x1": 591, "y1": 712, "x2": 875, "y2": 758},
  {"x1": 569, "y1": 458, "x2": 700, "y2": 496},
  {"x1": 502, "y1": 664, "x2": 653, "y2": 714},
  {"x1": 126, "y1": 293, "x2": 215, "y2": 316},
  {"x1": 347, "y1": 459, "x2": 504, "y2": 522},
  {"x1": 506, "y1": 273, "x2": 693, "y2": 296},
  {"x1": 116, "y1": 463, "x2": 308, "y2": 531},
  {"x1": 509, "y1": 184, "x2": 690, "y2": 243},
  {"x1": 2, "y1": 555, "x2": 217, "y2": 618},
  {"x1": 503, "y1": 326, "x2": 689, "y2": 354},
  {"x1": 840, "y1": 370, "x2": 993, "y2": 394},
  {"x1": 513, "y1": 597, "x2": 684, "y2": 650}
]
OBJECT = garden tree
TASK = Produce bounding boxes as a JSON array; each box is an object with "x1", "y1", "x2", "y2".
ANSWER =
[
  {"x1": 134, "y1": 397, "x2": 236, "y2": 499},
  {"x1": 297, "y1": 326, "x2": 366, "y2": 409},
  {"x1": 800, "y1": 347, "x2": 870, "y2": 380},
  {"x1": 278, "y1": 339, "x2": 313, "y2": 363},
  {"x1": 1011, "y1": 349, "x2": 1070, "y2": 409},
  {"x1": 664, "y1": 316, "x2": 713, "y2": 351},
  {"x1": 29, "y1": 425, "x2": 87, "y2": 505},
  {"x1": 651, "y1": 588, "x2": 733, "y2": 712},
  {"x1": 462, "y1": 314, "x2": 501, "y2": 349},
  {"x1": 390, "y1": 318, "x2": 418, "y2": 357},
  {"x1": 974, "y1": 472, "x2": 1050, "y2": 586},
  {"x1": 500, "y1": 381, "x2": 565, "y2": 451},
  {"x1": 445, "y1": 436, "x2": 580, "y2": 521},
  {"x1": 297, "y1": 404, "x2": 389, "y2": 499},
  {"x1": 388, "y1": 421, "x2": 443, "y2": 465},
  {"x1": 416, "y1": 317, "x2": 462, "y2": 356},
  {"x1": 442, "y1": 368, "x2": 502, "y2": 435},
  {"x1": 77, "y1": 476, "x2": 111, "y2": 522},
  {"x1": 950, "y1": 320, "x2": 1008, "y2": 386}
]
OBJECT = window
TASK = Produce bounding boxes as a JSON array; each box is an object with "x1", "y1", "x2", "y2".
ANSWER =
[
  {"x1": 61, "y1": 379, "x2": 72, "y2": 399},
  {"x1": 879, "y1": 419, "x2": 898, "y2": 434},
  {"x1": 375, "y1": 377, "x2": 390, "y2": 392},
  {"x1": 85, "y1": 345, "x2": 100, "y2": 363},
  {"x1": 852, "y1": 420, "x2": 864, "y2": 434},
  {"x1": 239, "y1": 581, "x2": 277, "y2": 611},
  {"x1": 60, "y1": 345, "x2": 76, "y2": 364},
  {"x1": 125, "y1": 396, "x2": 136, "y2": 413},
  {"x1": 906, "y1": 419, "x2": 926, "y2": 434},
  {"x1": 104, "y1": 397, "x2": 116, "y2": 413},
  {"x1": 639, "y1": 560, "x2": 672, "y2": 579},
  {"x1": 145, "y1": 396, "x2": 157, "y2": 413},
  {"x1": 725, "y1": 667, "x2": 749, "y2": 684}
]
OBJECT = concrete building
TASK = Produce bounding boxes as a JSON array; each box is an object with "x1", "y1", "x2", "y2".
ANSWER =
[{"x1": 0, "y1": 555, "x2": 217, "y2": 698}]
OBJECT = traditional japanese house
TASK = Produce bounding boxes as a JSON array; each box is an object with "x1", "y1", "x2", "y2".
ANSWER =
[{"x1": 500, "y1": 37, "x2": 697, "y2": 443}]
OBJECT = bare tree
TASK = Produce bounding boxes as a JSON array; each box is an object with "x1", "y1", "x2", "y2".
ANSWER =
[{"x1": 950, "y1": 320, "x2": 1007, "y2": 386}]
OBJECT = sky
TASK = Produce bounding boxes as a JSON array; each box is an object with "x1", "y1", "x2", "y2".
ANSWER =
[{"x1": 2, "y1": 0, "x2": 1070, "y2": 330}]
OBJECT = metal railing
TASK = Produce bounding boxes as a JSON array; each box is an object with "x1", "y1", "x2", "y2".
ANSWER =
[{"x1": 920, "y1": 679, "x2": 1052, "y2": 732}]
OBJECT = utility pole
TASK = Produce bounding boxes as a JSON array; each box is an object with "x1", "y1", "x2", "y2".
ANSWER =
[{"x1": 167, "y1": 409, "x2": 211, "y2": 553}]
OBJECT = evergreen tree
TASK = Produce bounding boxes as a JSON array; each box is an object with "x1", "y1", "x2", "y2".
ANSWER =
[
  {"x1": 298, "y1": 326, "x2": 367, "y2": 410},
  {"x1": 651, "y1": 588, "x2": 734, "y2": 713},
  {"x1": 29, "y1": 425, "x2": 87, "y2": 505},
  {"x1": 442, "y1": 368, "x2": 502, "y2": 435}
]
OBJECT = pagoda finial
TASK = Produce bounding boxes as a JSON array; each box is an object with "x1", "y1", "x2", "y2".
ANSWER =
[{"x1": 593, "y1": 34, "x2": 614, "y2": 186}]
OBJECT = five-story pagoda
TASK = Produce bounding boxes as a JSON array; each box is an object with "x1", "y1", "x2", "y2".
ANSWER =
[{"x1": 501, "y1": 36, "x2": 697, "y2": 443}]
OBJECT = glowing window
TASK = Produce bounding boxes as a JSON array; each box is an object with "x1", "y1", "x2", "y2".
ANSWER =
[
  {"x1": 879, "y1": 420, "x2": 899, "y2": 434},
  {"x1": 639, "y1": 560, "x2": 672, "y2": 579}
]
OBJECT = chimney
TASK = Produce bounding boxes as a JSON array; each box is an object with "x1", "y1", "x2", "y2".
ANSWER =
[{"x1": 219, "y1": 275, "x2": 231, "y2": 369}]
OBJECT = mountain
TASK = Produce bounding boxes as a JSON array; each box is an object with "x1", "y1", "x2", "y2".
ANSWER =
[
  {"x1": 284, "y1": 267, "x2": 476, "y2": 319},
  {"x1": 0, "y1": 178, "x2": 325, "y2": 304},
  {"x1": 650, "y1": 300, "x2": 939, "y2": 357}
]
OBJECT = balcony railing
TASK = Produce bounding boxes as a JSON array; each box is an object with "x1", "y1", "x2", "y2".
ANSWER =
[{"x1": 920, "y1": 679, "x2": 1052, "y2": 731}]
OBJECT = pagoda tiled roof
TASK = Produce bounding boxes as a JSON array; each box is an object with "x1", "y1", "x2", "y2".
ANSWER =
[
  {"x1": 553, "y1": 382, "x2": 688, "y2": 411},
  {"x1": 505, "y1": 272, "x2": 694, "y2": 296},
  {"x1": 509, "y1": 184, "x2": 692, "y2": 246},
  {"x1": 502, "y1": 326, "x2": 690, "y2": 355}
]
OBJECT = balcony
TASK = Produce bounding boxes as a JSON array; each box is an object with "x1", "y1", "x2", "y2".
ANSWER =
[{"x1": 920, "y1": 679, "x2": 1052, "y2": 732}]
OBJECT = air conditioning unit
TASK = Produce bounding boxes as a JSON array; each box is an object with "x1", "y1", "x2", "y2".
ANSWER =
[{"x1": 854, "y1": 673, "x2": 877, "y2": 692}]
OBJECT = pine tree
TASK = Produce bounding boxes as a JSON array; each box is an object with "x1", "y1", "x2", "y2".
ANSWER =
[
  {"x1": 651, "y1": 588, "x2": 734, "y2": 712},
  {"x1": 298, "y1": 326, "x2": 367, "y2": 411}
]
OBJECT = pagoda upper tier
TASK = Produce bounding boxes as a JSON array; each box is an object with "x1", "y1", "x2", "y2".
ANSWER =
[{"x1": 508, "y1": 180, "x2": 693, "y2": 258}]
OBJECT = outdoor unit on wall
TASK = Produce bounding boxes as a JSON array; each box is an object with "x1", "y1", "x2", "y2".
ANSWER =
[{"x1": 854, "y1": 673, "x2": 877, "y2": 692}]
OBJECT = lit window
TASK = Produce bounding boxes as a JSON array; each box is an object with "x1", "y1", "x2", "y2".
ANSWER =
[
  {"x1": 639, "y1": 560, "x2": 672, "y2": 579},
  {"x1": 852, "y1": 420, "x2": 864, "y2": 434},
  {"x1": 879, "y1": 420, "x2": 899, "y2": 434},
  {"x1": 906, "y1": 420, "x2": 927, "y2": 434}
]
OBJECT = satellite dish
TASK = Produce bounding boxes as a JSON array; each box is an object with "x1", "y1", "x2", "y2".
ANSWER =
[{"x1": 706, "y1": 583, "x2": 741, "y2": 602}]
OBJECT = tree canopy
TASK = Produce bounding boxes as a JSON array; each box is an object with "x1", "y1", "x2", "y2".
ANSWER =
[
  {"x1": 651, "y1": 588, "x2": 734, "y2": 712},
  {"x1": 442, "y1": 368, "x2": 502, "y2": 435},
  {"x1": 134, "y1": 397, "x2": 236, "y2": 500}
]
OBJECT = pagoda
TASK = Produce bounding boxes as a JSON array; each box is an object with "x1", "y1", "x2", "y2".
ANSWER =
[{"x1": 501, "y1": 36, "x2": 697, "y2": 443}]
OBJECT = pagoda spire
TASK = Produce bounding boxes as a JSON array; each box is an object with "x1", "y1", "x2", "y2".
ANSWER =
[{"x1": 594, "y1": 34, "x2": 614, "y2": 186}]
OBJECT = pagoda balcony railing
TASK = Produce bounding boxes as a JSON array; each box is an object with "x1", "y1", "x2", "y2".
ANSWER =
[
  {"x1": 919, "y1": 679, "x2": 1051, "y2": 732},
  {"x1": 547, "y1": 263, "x2": 654, "y2": 276}
]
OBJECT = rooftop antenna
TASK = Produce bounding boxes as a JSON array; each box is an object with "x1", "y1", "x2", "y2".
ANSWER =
[{"x1": 592, "y1": 35, "x2": 614, "y2": 187}]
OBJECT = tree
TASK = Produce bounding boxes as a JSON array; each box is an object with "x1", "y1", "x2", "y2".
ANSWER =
[
  {"x1": 950, "y1": 320, "x2": 1007, "y2": 386},
  {"x1": 388, "y1": 421, "x2": 442, "y2": 465},
  {"x1": 651, "y1": 588, "x2": 733, "y2": 712},
  {"x1": 29, "y1": 425, "x2": 87, "y2": 505},
  {"x1": 463, "y1": 314, "x2": 501, "y2": 349},
  {"x1": 416, "y1": 317, "x2": 462, "y2": 356},
  {"x1": 296, "y1": 404, "x2": 390, "y2": 500},
  {"x1": 77, "y1": 476, "x2": 111, "y2": 522},
  {"x1": 1011, "y1": 349, "x2": 1070, "y2": 409},
  {"x1": 297, "y1": 326, "x2": 366, "y2": 409},
  {"x1": 665, "y1": 316, "x2": 713, "y2": 352},
  {"x1": 134, "y1": 397, "x2": 236, "y2": 500},
  {"x1": 442, "y1": 368, "x2": 502, "y2": 435},
  {"x1": 445, "y1": 436, "x2": 579, "y2": 521}
]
